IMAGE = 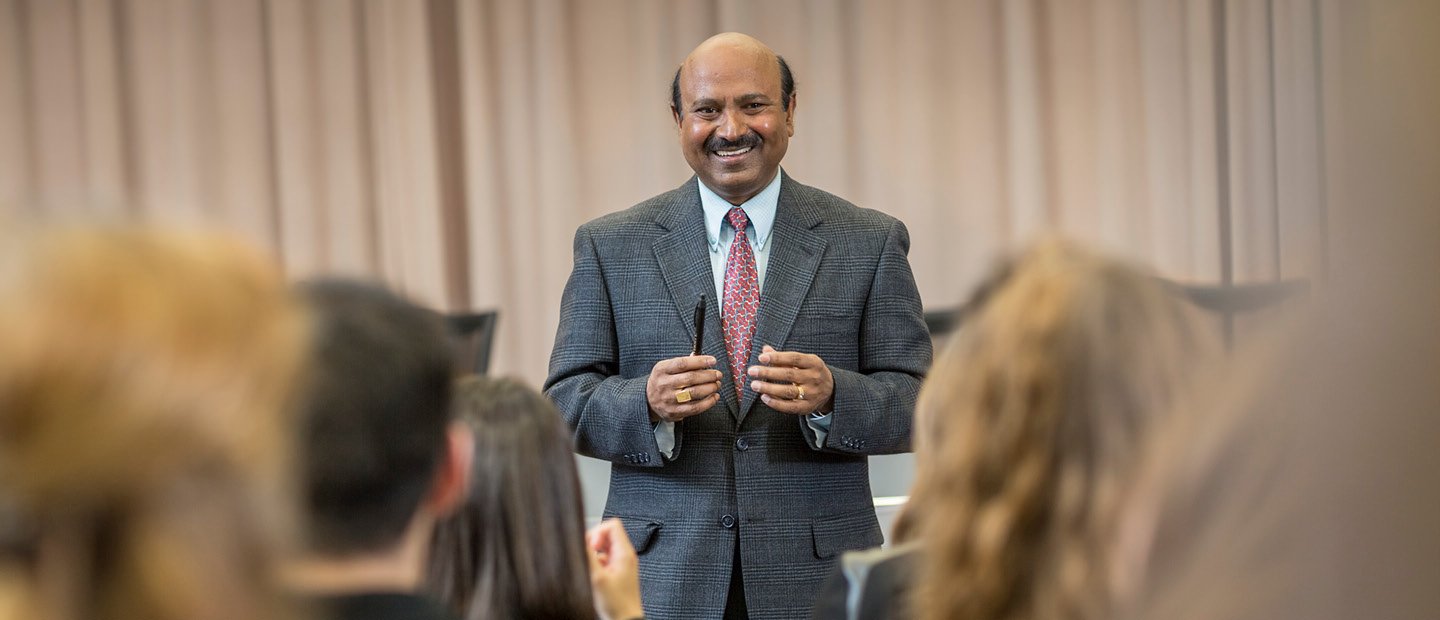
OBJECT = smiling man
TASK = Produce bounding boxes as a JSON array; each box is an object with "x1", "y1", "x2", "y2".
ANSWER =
[{"x1": 545, "y1": 33, "x2": 932, "y2": 619}]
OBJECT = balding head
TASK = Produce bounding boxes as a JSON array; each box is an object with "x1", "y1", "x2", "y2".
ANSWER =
[{"x1": 671, "y1": 33, "x2": 795, "y2": 117}]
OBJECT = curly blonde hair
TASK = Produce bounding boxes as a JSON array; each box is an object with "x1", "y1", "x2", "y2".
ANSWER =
[
  {"x1": 901, "y1": 239, "x2": 1216, "y2": 620},
  {"x1": 0, "y1": 228, "x2": 310, "y2": 620}
]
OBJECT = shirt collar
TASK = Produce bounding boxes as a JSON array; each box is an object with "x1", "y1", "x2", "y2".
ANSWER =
[{"x1": 699, "y1": 168, "x2": 782, "y2": 251}]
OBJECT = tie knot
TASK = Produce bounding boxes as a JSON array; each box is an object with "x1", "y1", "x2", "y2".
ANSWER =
[{"x1": 726, "y1": 207, "x2": 750, "y2": 232}]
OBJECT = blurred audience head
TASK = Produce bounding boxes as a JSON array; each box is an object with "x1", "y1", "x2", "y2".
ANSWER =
[
  {"x1": 426, "y1": 376, "x2": 595, "y2": 620},
  {"x1": 0, "y1": 227, "x2": 309, "y2": 620},
  {"x1": 900, "y1": 238, "x2": 1218, "y2": 620},
  {"x1": 290, "y1": 278, "x2": 470, "y2": 588}
]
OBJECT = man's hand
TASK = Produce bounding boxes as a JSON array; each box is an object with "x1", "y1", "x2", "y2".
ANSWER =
[
  {"x1": 748, "y1": 345, "x2": 835, "y2": 414},
  {"x1": 646, "y1": 355, "x2": 723, "y2": 423},
  {"x1": 587, "y1": 519, "x2": 645, "y2": 620}
]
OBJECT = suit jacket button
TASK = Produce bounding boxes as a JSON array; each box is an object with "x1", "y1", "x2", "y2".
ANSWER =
[
  {"x1": 720, "y1": 514, "x2": 736, "y2": 529},
  {"x1": 735, "y1": 437, "x2": 750, "y2": 451}
]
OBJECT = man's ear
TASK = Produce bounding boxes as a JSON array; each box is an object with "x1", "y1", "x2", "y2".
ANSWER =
[
  {"x1": 785, "y1": 93, "x2": 797, "y2": 136},
  {"x1": 671, "y1": 105, "x2": 682, "y2": 125},
  {"x1": 425, "y1": 422, "x2": 474, "y2": 518}
]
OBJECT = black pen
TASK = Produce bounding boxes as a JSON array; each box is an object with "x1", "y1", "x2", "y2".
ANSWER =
[{"x1": 691, "y1": 294, "x2": 706, "y2": 356}]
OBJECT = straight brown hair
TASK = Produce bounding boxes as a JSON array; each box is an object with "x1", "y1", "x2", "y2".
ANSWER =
[{"x1": 426, "y1": 376, "x2": 595, "y2": 620}]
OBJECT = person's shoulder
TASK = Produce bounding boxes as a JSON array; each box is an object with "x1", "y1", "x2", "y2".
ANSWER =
[
  {"x1": 784, "y1": 178, "x2": 901, "y2": 230},
  {"x1": 578, "y1": 182, "x2": 695, "y2": 235}
]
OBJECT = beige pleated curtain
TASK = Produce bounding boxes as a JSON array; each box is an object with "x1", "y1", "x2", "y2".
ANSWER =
[{"x1": 0, "y1": 0, "x2": 1336, "y2": 384}]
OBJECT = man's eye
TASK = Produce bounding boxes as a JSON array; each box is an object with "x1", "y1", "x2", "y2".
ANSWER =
[
  {"x1": 746, "y1": 102, "x2": 765, "y2": 110},
  {"x1": 695, "y1": 107, "x2": 717, "y2": 115}
]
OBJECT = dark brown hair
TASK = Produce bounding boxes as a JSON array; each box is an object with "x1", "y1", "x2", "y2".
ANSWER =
[
  {"x1": 425, "y1": 376, "x2": 595, "y2": 620},
  {"x1": 294, "y1": 278, "x2": 455, "y2": 556}
]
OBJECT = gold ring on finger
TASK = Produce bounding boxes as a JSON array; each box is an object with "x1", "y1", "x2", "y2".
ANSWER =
[
  {"x1": 675, "y1": 387, "x2": 694, "y2": 403},
  {"x1": 795, "y1": 384, "x2": 806, "y2": 401}
]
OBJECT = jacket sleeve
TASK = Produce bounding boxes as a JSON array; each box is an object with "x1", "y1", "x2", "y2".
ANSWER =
[
  {"x1": 799, "y1": 219, "x2": 931, "y2": 455},
  {"x1": 544, "y1": 227, "x2": 668, "y2": 467}
]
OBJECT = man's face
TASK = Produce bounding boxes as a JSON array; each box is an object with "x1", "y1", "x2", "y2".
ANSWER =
[{"x1": 673, "y1": 47, "x2": 795, "y2": 205}]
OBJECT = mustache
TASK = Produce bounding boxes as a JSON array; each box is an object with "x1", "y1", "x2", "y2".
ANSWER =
[{"x1": 706, "y1": 133, "x2": 761, "y2": 152}]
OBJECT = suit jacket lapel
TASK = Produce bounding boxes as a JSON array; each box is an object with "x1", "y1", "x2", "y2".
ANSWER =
[
  {"x1": 741, "y1": 174, "x2": 827, "y2": 419},
  {"x1": 652, "y1": 178, "x2": 740, "y2": 419}
]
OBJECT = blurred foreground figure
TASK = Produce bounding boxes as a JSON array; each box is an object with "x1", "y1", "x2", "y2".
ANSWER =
[
  {"x1": 287, "y1": 279, "x2": 474, "y2": 620},
  {"x1": 813, "y1": 239, "x2": 1220, "y2": 620},
  {"x1": 1114, "y1": 205, "x2": 1440, "y2": 620},
  {"x1": 1115, "y1": 3, "x2": 1440, "y2": 619},
  {"x1": 0, "y1": 229, "x2": 310, "y2": 620},
  {"x1": 426, "y1": 376, "x2": 644, "y2": 620}
]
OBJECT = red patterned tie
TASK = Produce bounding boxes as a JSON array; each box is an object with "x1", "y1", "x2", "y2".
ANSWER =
[{"x1": 722, "y1": 207, "x2": 760, "y2": 402}]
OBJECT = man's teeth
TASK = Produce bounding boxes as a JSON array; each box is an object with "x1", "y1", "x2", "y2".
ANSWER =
[{"x1": 715, "y1": 146, "x2": 753, "y2": 157}]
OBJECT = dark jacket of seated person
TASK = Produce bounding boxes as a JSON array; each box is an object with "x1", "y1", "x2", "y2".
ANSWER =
[{"x1": 322, "y1": 593, "x2": 454, "y2": 620}]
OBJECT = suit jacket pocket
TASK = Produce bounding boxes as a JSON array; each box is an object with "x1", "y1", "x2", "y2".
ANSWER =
[
  {"x1": 789, "y1": 313, "x2": 859, "y2": 342},
  {"x1": 811, "y1": 507, "x2": 884, "y2": 559},
  {"x1": 608, "y1": 515, "x2": 663, "y2": 555}
]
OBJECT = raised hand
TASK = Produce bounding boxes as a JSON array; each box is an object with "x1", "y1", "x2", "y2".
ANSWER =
[{"x1": 586, "y1": 519, "x2": 645, "y2": 620}]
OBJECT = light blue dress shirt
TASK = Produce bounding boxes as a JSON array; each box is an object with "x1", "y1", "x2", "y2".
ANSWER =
[{"x1": 655, "y1": 170, "x2": 833, "y2": 458}]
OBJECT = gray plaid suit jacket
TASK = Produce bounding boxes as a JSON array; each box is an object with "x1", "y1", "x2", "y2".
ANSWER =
[{"x1": 545, "y1": 172, "x2": 931, "y2": 619}]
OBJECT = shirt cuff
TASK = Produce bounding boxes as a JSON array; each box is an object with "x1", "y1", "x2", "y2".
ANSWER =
[
  {"x1": 806, "y1": 412, "x2": 833, "y2": 448},
  {"x1": 654, "y1": 420, "x2": 676, "y2": 459}
]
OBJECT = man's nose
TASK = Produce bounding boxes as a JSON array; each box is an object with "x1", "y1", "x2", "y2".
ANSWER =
[{"x1": 715, "y1": 109, "x2": 745, "y2": 141}]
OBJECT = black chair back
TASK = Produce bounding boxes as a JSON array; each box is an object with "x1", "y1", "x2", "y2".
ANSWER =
[{"x1": 445, "y1": 311, "x2": 499, "y2": 375}]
